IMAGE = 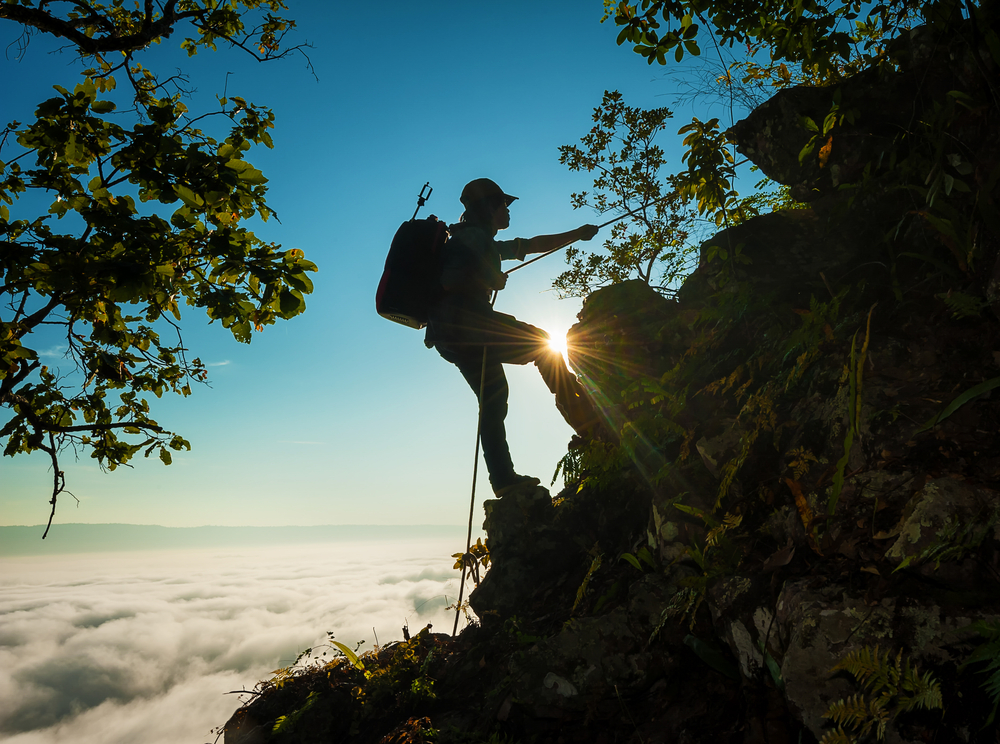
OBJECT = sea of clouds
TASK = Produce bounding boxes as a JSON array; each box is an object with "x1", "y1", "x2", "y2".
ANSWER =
[{"x1": 0, "y1": 533, "x2": 469, "y2": 744}]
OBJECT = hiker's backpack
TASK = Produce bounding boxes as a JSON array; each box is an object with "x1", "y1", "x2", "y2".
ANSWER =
[{"x1": 375, "y1": 213, "x2": 448, "y2": 330}]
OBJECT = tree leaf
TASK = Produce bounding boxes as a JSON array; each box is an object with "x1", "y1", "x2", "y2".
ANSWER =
[
  {"x1": 799, "y1": 116, "x2": 819, "y2": 132},
  {"x1": 913, "y1": 376, "x2": 1000, "y2": 434},
  {"x1": 330, "y1": 641, "x2": 365, "y2": 670}
]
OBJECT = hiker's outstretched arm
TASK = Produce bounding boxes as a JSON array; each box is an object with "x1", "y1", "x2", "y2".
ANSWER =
[{"x1": 522, "y1": 225, "x2": 599, "y2": 255}]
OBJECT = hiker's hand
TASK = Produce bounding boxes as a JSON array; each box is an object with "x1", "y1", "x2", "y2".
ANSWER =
[
  {"x1": 577, "y1": 224, "x2": 599, "y2": 241},
  {"x1": 492, "y1": 272, "x2": 508, "y2": 290}
]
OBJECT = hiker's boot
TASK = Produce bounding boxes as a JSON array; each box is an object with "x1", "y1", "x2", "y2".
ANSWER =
[{"x1": 489, "y1": 473, "x2": 541, "y2": 498}]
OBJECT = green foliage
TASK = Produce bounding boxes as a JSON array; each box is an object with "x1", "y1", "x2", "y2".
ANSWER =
[
  {"x1": 381, "y1": 716, "x2": 438, "y2": 744},
  {"x1": 896, "y1": 99, "x2": 995, "y2": 277},
  {"x1": 452, "y1": 537, "x2": 491, "y2": 587},
  {"x1": 650, "y1": 586, "x2": 700, "y2": 638},
  {"x1": 701, "y1": 292, "x2": 844, "y2": 513},
  {"x1": 609, "y1": 0, "x2": 936, "y2": 80},
  {"x1": 331, "y1": 640, "x2": 367, "y2": 673},
  {"x1": 605, "y1": 0, "x2": 991, "y2": 269},
  {"x1": 676, "y1": 116, "x2": 744, "y2": 230},
  {"x1": 760, "y1": 638, "x2": 785, "y2": 691},
  {"x1": 552, "y1": 441, "x2": 585, "y2": 487},
  {"x1": 258, "y1": 630, "x2": 445, "y2": 743},
  {"x1": 648, "y1": 503, "x2": 745, "y2": 629},
  {"x1": 573, "y1": 550, "x2": 603, "y2": 612},
  {"x1": 558, "y1": 90, "x2": 700, "y2": 297},
  {"x1": 828, "y1": 305, "x2": 873, "y2": 516},
  {"x1": 0, "y1": 1, "x2": 315, "y2": 528},
  {"x1": 570, "y1": 284, "x2": 846, "y2": 520},
  {"x1": 819, "y1": 726, "x2": 859, "y2": 744},
  {"x1": 936, "y1": 290, "x2": 985, "y2": 319},
  {"x1": 961, "y1": 620, "x2": 1000, "y2": 726},
  {"x1": 797, "y1": 90, "x2": 860, "y2": 167},
  {"x1": 502, "y1": 616, "x2": 545, "y2": 646},
  {"x1": 272, "y1": 690, "x2": 319, "y2": 735},
  {"x1": 822, "y1": 647, "x2": 943, "y2": 742},
  {"x1": 683, "y1": 633, "x2": 740, "y2": 679},
  {"x1": 619, "y1": 545, "x2": 658, "y2": 572},
  {"x1": 351, "y1": 631, "x2": 440, "y2": 709},
  {"x1": 913, "y1": 375, "x2": 1000, "y2": 435},
  {"x1": 893, "y1": 507, "x2": 1000, "y2": 573}
]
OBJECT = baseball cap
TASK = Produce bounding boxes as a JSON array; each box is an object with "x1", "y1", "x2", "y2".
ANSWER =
[{"x1": 460, "y1": 178, "x2": 518, "y2": 209}]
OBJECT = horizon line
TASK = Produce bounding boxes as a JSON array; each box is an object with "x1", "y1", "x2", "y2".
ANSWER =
[{"x1": 1, "y1": 522, "x2": 468, "y2": 529}]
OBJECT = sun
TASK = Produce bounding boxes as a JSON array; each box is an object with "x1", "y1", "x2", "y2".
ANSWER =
[
  {"x1": 546, "y1": 328, "x2": 570, "y2": 364},
  {"x1": 541, "y1": 319, "x2": 575, "y2": 369}
]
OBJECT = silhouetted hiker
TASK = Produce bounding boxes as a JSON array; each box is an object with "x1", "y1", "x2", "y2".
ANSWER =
[{"x1": 424, "y1": 178, "x2": 600, "y2": 496}]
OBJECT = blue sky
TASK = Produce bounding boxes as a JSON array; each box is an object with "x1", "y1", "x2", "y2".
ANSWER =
[{"x1": 2, "y1": 1, "x2": 711, "y2": 529}]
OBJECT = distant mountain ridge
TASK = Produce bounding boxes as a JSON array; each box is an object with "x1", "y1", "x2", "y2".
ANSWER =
[{"x1": 0, "y1": 524, "x2": 467, "y2": 556}]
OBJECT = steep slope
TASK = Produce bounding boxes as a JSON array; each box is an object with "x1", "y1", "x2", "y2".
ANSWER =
[{"x1": 222, "y1": 19, "x2": 1000, "y2": 744}]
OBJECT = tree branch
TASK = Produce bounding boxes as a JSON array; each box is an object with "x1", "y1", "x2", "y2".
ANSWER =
[
  {"x1": 5, "y1": 392, "x2": 164, "y2": 434},
  {"x1": 0, "y1": 2, "x2": 203, "y2": 55},
  {"x1": 0, "y1": 360, "x2": 39, "y2": 400},
  {"x1": 13, "y1": 294, "x2": 61, "y2": 337},
  {"x1": 41, "y1": 431, "x2": 63, "y2": 539}
]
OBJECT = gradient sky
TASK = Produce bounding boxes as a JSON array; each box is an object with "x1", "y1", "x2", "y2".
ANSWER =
[{"x1": 1, "y1": 1, "x2": 711, "y2": 529}]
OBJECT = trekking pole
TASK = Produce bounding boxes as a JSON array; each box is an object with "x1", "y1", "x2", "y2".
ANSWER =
[
  {"x1": 411, "y1": 182, "x2": 433, "y2": 220},
  {"x1": 452, "y1": 288, "x2": 499, "y2": 638},
  {"x1": 505, "y1": 196, "x2": 672, "y2": 276}
]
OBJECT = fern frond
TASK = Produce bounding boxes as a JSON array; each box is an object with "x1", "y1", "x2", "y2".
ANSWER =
[
  {"x1": 871, "y1": 695, "x2": 891, "y2": 740},
  {"x1": 962, "y1": 620, "x2": 1000, "y2": 725},
  {"x1": 897, "y1": 668, "x2": 944, "y2": 713},
  {"x1": 835, "y1": 646, "x2": 891, "y2": 693},
  {"x1": 819, "y1": 726, "x2": 858, "y2": 744},
  {"x1": 831, "y1": 646, "x2": 944, "y2": 739},
  {"x1": 971, "y1": 619, "x2": 1000, "y2": 641},
  {"x1": 963, "y1": 622, "x2": 1000, "y2": 670},
  {"x1": 825, "y1": 694, "x2": 875, "y2": 731},
  {"x1": 705, "y1": 511, "x2": 743, "y2": 547}
]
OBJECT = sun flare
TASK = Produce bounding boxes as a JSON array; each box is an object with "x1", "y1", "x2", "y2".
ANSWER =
[{"x1": 548, "y1": 332, "x2": 568, "y2": 359}]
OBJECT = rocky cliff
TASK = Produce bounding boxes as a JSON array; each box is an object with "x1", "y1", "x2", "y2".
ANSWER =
[{"x1": 222, "y1": 19, "x2": 1000, "y2": 744}]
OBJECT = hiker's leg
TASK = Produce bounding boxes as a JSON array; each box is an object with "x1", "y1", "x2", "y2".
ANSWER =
[
  {"x1": 482, "y1": 311, "x2": 601, "y2": 437},
  {"x1": 453, "y1": 353, "x2": 517, "y2": 485},
  {"x1": 534, "y1": 348, "x2": 601, "y2": 437},
  {"x1": 472, "y1": 310, "x2": 550, "y2": 366}
]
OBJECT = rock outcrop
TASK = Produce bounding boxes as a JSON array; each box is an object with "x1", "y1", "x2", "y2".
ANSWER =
[{"x1": 222, "y1": 18, "x2": 1000, "y2": 744}]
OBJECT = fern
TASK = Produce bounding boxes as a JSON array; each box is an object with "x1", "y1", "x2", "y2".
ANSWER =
[
  {"x1": 824, "y1": 693, "x2": 882, "y2": 736},
  {"x1": 787, "y1": 446, "x2": 818, "y2": 480},
  {"x1": 819, "y1": 726, "x2": 859, "y2": 744},
  {"x1": 705, "y1": 511, "x2": 743, "y2": 548},
  {"x1": 961, "y1": 619, "x2": 1000, "y2": 725},
  {"x1": 824, "y1": 647, "x2": 942, "y2": 741},
  {"x1": 936, "y1": 290, "x2": 985, "y2": 319}
]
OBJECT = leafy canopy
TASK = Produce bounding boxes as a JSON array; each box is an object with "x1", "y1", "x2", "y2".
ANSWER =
[
  {"x1": 0, "y1": 0, "x2": 316, "y2": 534},
  {"x1": 607, "y1": 0, "x2": 928, "y2": 77}
]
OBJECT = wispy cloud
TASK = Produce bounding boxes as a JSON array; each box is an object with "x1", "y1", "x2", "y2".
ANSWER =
[
  {"x1": 0, "y1": 537, "x2": 466, "y2": 744},
  {"x1": 36, "y1": 346, "x2": 69, "y2": 360},
  {"x1": 205, "y1": 360, "x2": 232, "y2": 367}
]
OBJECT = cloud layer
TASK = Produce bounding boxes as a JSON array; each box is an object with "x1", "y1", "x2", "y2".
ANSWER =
[{"x1": 1, "y1": 537, "x2": 467, "y2": 744}]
